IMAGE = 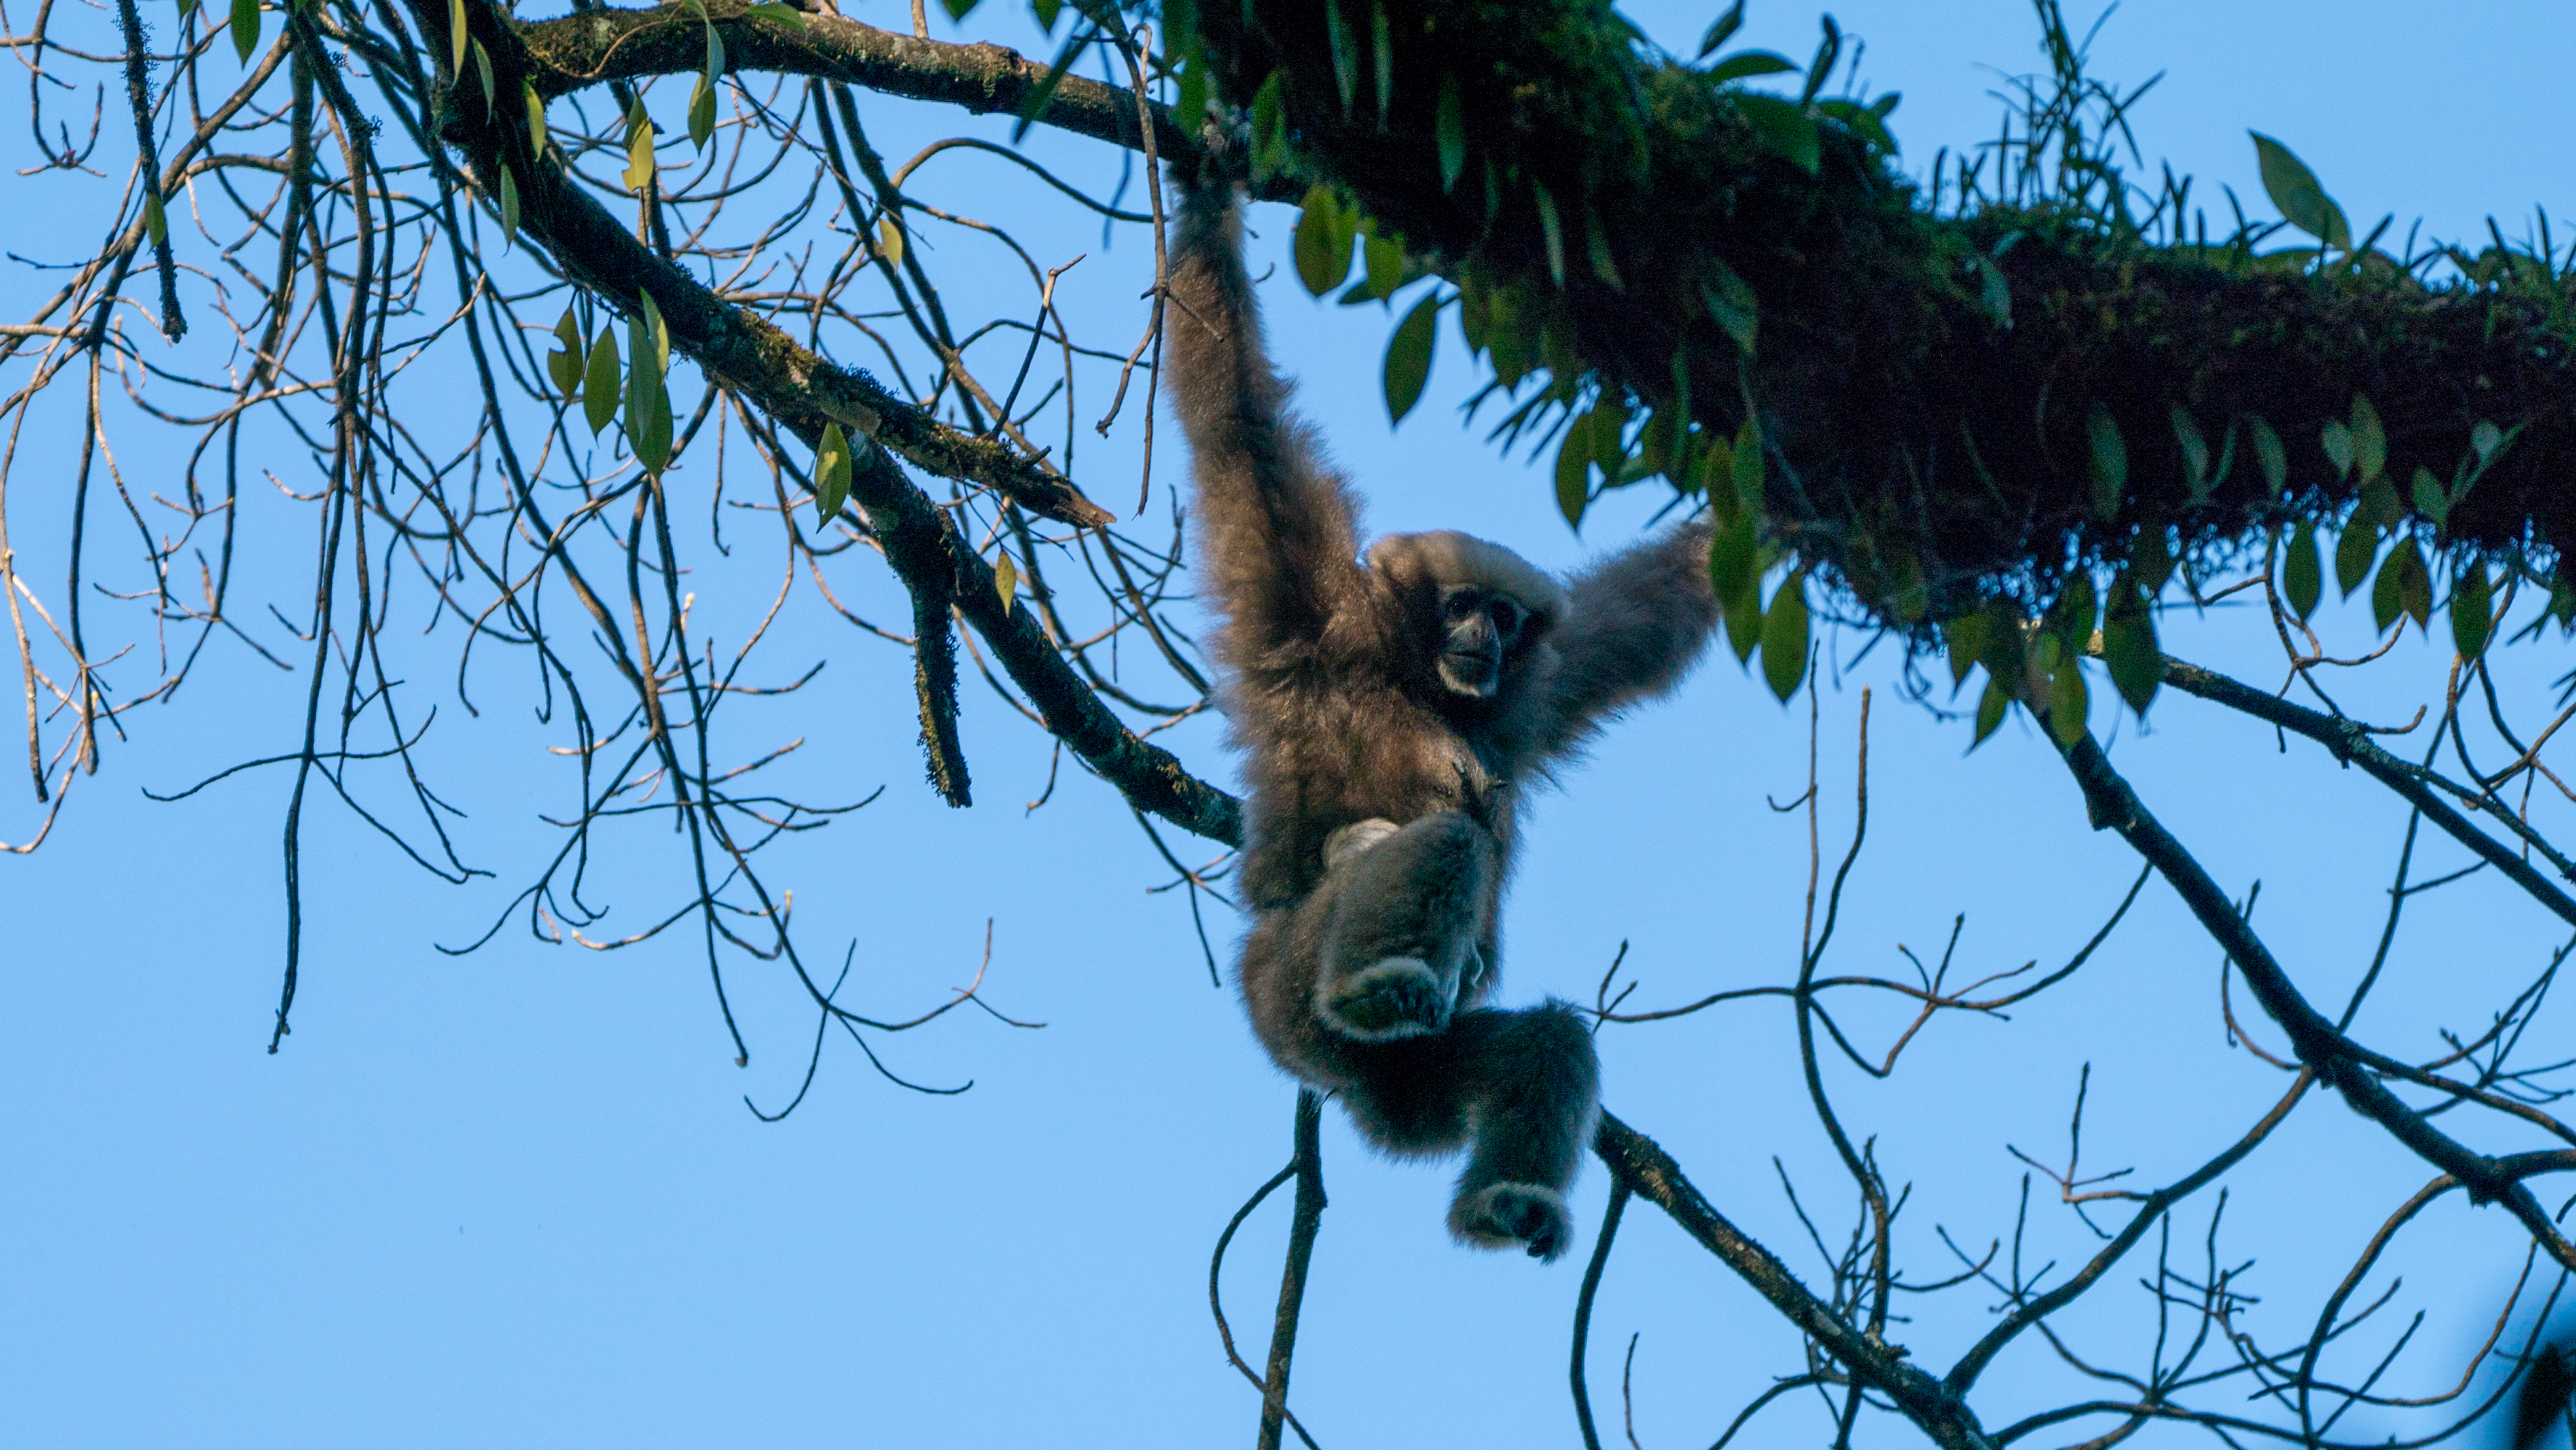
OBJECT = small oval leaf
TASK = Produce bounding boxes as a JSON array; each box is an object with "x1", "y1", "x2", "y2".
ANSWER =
[
  {"x1": 2283, "y1": 523, "x2": 2321, "y2": 620},
  {"x1": 1383, "y1": 291, "x2": 1440, "y2": 424},
  {"x1": 815, "y1": 423, "x2": 851, "y2": 522},
  {"x1": 2450, "y1": 558, "x2": 2492, "y2": 658},
  {"x1": 1760, "y1": 572, "x2": 1810, "y2": 701},
  {"x1": 582, "y1": 330, "x2": 621, "y2": 436},
  {"x1": 2249, "y1": 131, "x2": 2351, "y2": 250},
  {"x1": 1293, "y1": 186, "x2": 1352, "y2": 296}
]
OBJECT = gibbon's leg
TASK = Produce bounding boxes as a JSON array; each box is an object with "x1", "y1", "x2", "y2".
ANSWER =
[
  {"x1": 1314, "y1": 813, "x2": 1493, "y2": 1042},
  {"x1": 1443, "y1": 1002, "x2": 1601, "y2": 1262}
]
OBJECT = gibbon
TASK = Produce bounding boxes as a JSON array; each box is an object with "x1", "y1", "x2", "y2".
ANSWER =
[{"x1": 1166, "y1": 175, "x2": 1719, "y2": 1260}]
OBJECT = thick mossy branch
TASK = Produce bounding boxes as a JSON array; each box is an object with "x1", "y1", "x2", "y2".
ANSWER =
[{"x1": 1201, "y1": 0, "x2": 2576, "y2": 620}]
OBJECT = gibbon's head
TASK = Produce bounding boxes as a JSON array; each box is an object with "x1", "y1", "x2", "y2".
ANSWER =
[{"x1": 1365, "y1": 531, "x2": 1565, "y2": 704}]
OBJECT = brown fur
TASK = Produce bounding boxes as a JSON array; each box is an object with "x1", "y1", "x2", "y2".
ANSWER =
[{"x1": 1166, "y1": 176, "x2": 1719, "y2": 1260}]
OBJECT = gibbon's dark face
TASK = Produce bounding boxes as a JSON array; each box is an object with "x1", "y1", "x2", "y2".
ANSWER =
[{"x1": 1433, "y1": 584, "x2": 1532, "y2": 699}]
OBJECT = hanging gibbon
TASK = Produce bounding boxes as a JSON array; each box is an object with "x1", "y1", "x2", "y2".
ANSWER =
[{"x1": 1165, "y1": 173, "x2": 1720, "y2": 1260}]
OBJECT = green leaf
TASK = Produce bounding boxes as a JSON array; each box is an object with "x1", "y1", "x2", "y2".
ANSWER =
[
  {"x1": 1553, "y1": 423, "x2": 1589, "y2": 531},
  {"x1": 447, "y1": 0, "x2": 465, "y2": 78},
  {"x1": 2471, "y1": 419, "x2": 2505, "y2": 465},
  {"x1": 814, "y1": 423, "x2": 851, "y2": 522},
  {"x1": 626, "y1": 311, "x2": 672, "y2": 472},
  {"x1": 2334, "y1": 521, "x2": 2378, "y2": 599},
  {"x1": 622, "y1": 107, "x2": 656, "y2": 193},
  {"x1": 1583, "y1": 205, "x2": 1622, "y2": 288},
  {"x1": 2132, "y1": 525, "x2": 2175, "y2": 597},
  {"x1": 1944, "y1": 612, "x2": 1987, "y2": 688},
  {"x1": 582, "y1": 329, "x2": 620, "y2": 436},
  {"x1": 2410, "y1": 465, "x2": 2448, "y2": 529},
  {"x1": 2172, "y1": 407, "x2": 2209, "y2": 504},
  {"x1": 1696, "y1": 0, "x2": 1743, "y2": 58},
  {"x1": 689, "y1": 77, "x2": 717, "y2": 150},
  {"x1": 940, "y1": 0, "x2": 980, "y2": 20},
  {"x1": 1709, "y1": 507, "x2": 1756, "y2": 609},
  {"x1": 1761, "y1": 573, "x2": 1810, "y2": 701},
  {"x1": 2397, "y1": 540, "x2": 2431, "y2": 629},
  {"x1": 2047, "y1": 654, "x2": 2089, "y2": 747},
  {"x1": 1029, "y1": 0, "x2": 1061, "y2": 31},
  {"x1": 142, "y1": 190, "x2": 167, "y2": 246},
  {"x1": 689, "y1": 29, "x2": 724, "y2": 149},
  {"x1": 994, "y1": 548, "x2": 1019, "y2": 609},
  {"x1": 1698, "y1": 260, "x2": 1758, "y2": 355},
  {"x1": 878, "y1": 213, "x2": 906, "y2": 270},
  {"x1": 472, "y1": 39, "x2": 495, "y2": 118},
  {"x1": 2369, "y1": 545, "x2": 2405, "y2": 633},
  {"x1": 546, "y1": 306, "x2": 584, "y2": 399},
  {"x1": 1370, "y1": 0, "x2": 1391, "y2": 130},
  {"x1": 1975, "y1": 599, "x2": 2025, "y2": 695},
  {"x1": 1435, "y1": 75, "x2": 1467, "y2": 192},
  {"x1": 1531, "y1": 181, "x2": 1565, "y2": 286},
  {"x1": 1174, "y1": 48, "x2": 1208, "y2": 131},
  {"x1": 1361, "y1": 232, "x2": 1404, "y2": 300},
  {"x1": 1972, "y1": 675, "x2": 2011, "y2": 747},
  {"x1": 636, "y1": 290, "x2": 671, "y2": 374},
  {"x1": 1732, "y1": 416, "x2": 1763, "y2": 511},
  {"x1": 2319, "y1": 419, "x2": 2353, "y2": 480},
  {"x1": 746, "y1": 1, "x2": 808, "y2": 25},
  {"x1": 1706, "y1": 51, "x2": 1795, "y2": 84},
  {"x1": 497, "y1": 162, "x2": 519, "y2": 242},
  {"x1": 2102, "y1": 581, "x2": 2160, "y2": 713},
  {"x1": 1293, "y1": 187, "x2": 1351, "y2": 296},
  {"x1": 2283, "y1": 522, "x2": 2320, "y2": 620},
  {"x1": 2357, "y1": 472, "x2": 2402, "y2": 531},
  {"x1": 1382, "y1": 291, "x2": 1439, "y2": 424},
  {"x1": 2249, "y1": 414, "x2": 2287, "y2": 499},
  {"x1": 2450, "y1": 558, "x2": 2492, "y2": 658},
  {"x1": 230, "y1": 0, "x2": 261, "y2": 63},
  {"x1": 2086, "y1": 402, "x2": 2126, "y2": 520},
  {"x1": 1798, "y1": 14, "x2": 1840, "y2": 105},
  {"x1": 1819, "y1": 97, "x2": 1897, "y2": 155},
  {"x1": 2048, "y1": 571, "x2": 2098, "y2": 649},
  {"x1": 524, "y1": 82, "x2": 549, "y2": 156},
  {"x1": 2350, "y1": 395, "x2": 2386, "y2": 482},
  {"x1": 1324, "y1": 0, "x2": 1357, "y2": 116},
  {"x1": 1969, "y1": 254, "x2": 2011, "y2": 328},
  {"x1": 1250, "y1": 71, "x2": 1289, "y2": 180},
  {"x1": 2249, "y1": 131, "x2": 2350, "y2": 250},
  {"x1": 1736, "y1": 93, "x2": 1819, "y2": 175}
]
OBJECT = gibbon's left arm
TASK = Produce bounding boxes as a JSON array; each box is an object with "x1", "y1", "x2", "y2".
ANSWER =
[{"x1": 1535, "y1": 522, "x2": 1719, "y2": 758}]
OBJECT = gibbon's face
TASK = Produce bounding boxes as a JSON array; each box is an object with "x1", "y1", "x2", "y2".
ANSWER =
[{"x1": 1433, "y1": 583, "x2": 1533, "y2": 699}]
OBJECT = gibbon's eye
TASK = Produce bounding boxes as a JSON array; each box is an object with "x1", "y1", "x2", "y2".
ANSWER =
[
  {"x1": 1442, "y1": 589, "x2": 1485, "y2": 623},
  {"x1": 1487, "y1": 597, "x2": 1523, "y2": 639}
]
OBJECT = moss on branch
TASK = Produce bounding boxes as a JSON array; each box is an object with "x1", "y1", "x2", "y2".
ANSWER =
[{"x1": 1199, "y1": 0, "x2": 2576, "y2": 624}]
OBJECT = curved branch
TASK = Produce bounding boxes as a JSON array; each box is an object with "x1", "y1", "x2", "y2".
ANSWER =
[
  {"x1": 2054, "y1": 730, "x2": 2576, "y2": 1269},
  {"x1": 1591, "y1": 1111, "x2": 1998, "y2": 1450}
]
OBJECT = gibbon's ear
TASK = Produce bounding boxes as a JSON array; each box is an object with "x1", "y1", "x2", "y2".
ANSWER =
[{"x1": 1365, "y1": 531, "x2": 1567, "y2": 635}]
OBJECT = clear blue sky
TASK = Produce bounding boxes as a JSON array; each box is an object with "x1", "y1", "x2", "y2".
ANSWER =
[{"x1": 5, "y1": 3, "x2": 2572, "y2": 1446}]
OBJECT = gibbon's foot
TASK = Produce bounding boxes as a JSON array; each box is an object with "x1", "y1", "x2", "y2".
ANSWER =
[
  {"x1": 1452, "y1": 1182, "x2": 1573, "y2": 1261},
  {"x1": 1321, "y1": 957, "x2": 1450, "y2": 1040}
]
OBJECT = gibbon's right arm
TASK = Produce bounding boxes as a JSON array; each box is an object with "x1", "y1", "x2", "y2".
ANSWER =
[
  {"x1": 1535, "y1": 520, "x2": 1721, "y2": 758},
  {"x1": 1165, "y1": 179, "x2": 1367, "y2": 662}
]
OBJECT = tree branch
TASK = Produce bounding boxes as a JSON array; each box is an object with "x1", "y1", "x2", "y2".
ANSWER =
[
  {"x1": 423, "y1": 0, "x2": 1113, "y2": 528},
  {"x1": 2054, "y1": 729, "x2": 2576, "y2": 1267},
  {"x1": 2152, "y1": 652, "x2": 2576, "y2": 921},
  {"x1": 1592, "y1": 1111, "x2": 1998, "y2": 1450}
]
